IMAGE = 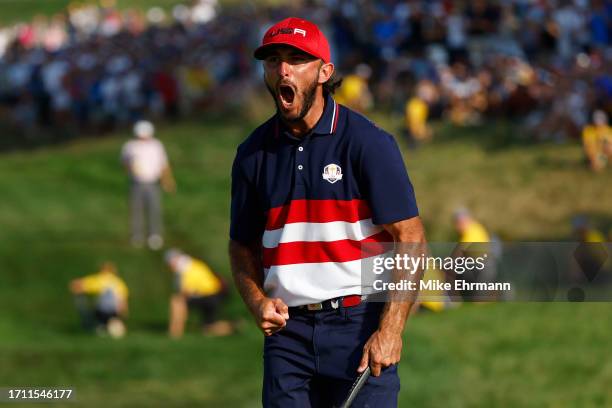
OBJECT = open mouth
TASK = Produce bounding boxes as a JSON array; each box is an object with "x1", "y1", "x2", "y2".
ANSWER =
[{"x1": 278, "y1": 84, "x2": 295, "y2": 107}]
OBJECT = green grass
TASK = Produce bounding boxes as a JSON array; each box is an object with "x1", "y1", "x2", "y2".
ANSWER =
[
  {"x1": 0, "y1": 112, "x2": 611, "y2": 407},
  {"x1": 0, "y1": 0, "x2": 71, "y2": 24}
]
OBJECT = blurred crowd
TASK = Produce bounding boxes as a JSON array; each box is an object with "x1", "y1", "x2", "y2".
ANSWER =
[
  {"x1": 0, "y1": 0, "x2": 252, "y2": 136},
  {"x1": 313, "y1": 0, "x2": 612, "y2": 152},
  {"x1": 1, "y1": 0, "x2": 611, "y2": 161}
]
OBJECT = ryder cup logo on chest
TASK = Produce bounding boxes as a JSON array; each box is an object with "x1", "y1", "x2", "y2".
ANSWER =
[{"x1": 322, "y1": 163, "x2": 343, "y2": 184}]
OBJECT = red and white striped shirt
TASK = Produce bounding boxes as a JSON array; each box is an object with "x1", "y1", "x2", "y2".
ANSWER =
[{"x1": 231, "y1": 95, "x2": 419, "y2": 306}]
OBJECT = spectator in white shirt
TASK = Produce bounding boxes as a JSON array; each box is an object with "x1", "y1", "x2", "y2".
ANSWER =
[{"x1": 120, "y1": 120, "x2": 175, "y2": 249}]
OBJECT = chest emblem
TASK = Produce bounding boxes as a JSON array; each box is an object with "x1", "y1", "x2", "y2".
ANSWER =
[{"x1": 322, "y1": 163, "x2": 343, "y2": 184}]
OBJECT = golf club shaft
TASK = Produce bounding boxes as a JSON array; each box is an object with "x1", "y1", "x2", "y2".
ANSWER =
[{"x1": 340, "y1": 366, "x2": 371, "y2": 408}]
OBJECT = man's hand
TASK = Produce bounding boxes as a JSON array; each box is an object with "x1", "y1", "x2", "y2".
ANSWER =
[
  {"x1": 357, "y1": 329, "x2": 403, "y2": 377},
  {"x1": 161, "y1": 178, "x2": 176, "y2": 193},
  {"x1": 255, "y1": 297, "x2": 289, "y2": 336},
  {"x1": 229, "y1": 239, "x2": 290, "y2": 336},
  {"x1": 161, "y1": 166, "x2": 176, "y2": 193},
  {"x1": 69, "y1": 279, "x2": 83, "y2": 294}
]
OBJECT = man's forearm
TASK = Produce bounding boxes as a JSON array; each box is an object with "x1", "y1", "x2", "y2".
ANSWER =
[
  {"x1": 229, "y1": 239, "x2": 266, "y2": 316},
  {"x1": 377, "y1": 248, "x2": 422, "y2": 336},
  {"x1": 378, "y1": 300, "x2": 413, "y2": 335},
  {"x1": 379, "y1": 216, "x2": 427, "y2": 336}
]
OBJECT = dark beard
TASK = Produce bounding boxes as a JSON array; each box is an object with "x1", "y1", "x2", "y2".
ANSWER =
[{"x1": 265, "y1": 76, "x2": 318, "y2": 123}]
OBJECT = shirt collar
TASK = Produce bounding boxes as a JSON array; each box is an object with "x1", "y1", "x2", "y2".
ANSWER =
[
  {"x1": 311, "y1": 92, "x2": 340, "y2": 135},
  {"x1": 274, "y1": 93, "x2": 340, "y2": 140}
]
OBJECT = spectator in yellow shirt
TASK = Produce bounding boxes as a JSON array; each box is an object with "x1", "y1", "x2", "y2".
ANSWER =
[
  {"x1": 405, "y1": 96, "x2": 430, "y2": 143},
  {"x1": 417, "y1": 267, "x2": 449, "y2": 313},
  {"x1": 572, "y1": 215, "x2": 605, "y2": 243},
  {"x1": 449, "y1": 208, "x2": 497, "y2": 301},
  {"x1": 165, "y1": 249, "x2": 233, "y2": 338},
  {"x1": 69, "y1": 262, "x2": 128, "y2": 338},
  {"x1": 570, "y1": 216, "x2": 607, "y2": 284},
  {"x1": 582, "y1": 110, "x2": 612, "y2": 172},
  {"x1": 404, "y1": 80, "x2": 437, "y2": 147},
  {"x1": 455, "y1": 209, "x2": 490, "y2": 243},
  {"x1": 334, "y1": 64, "x2": 373, "y2": 113}
]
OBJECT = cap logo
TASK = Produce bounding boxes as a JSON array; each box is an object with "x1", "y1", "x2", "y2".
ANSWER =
[
  {"x1": 267, "y1": 27, "x2": 307, "y2": 38},
  {"x1": 322, "y1": 163, "x2": 343, "y2": 184}
]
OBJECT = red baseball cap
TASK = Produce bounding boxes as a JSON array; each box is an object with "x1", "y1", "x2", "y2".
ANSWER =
[{"x1": 254, "y1": 17, "x2": 331, "y2": 63}]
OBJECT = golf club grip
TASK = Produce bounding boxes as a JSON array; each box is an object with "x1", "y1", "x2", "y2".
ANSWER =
[{"x1": 339, "y1": 366, "x2": 371, "y2": 408}]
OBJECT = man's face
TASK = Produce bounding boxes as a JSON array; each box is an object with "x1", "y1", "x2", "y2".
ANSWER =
[
  {"x1": 454, "y1": 216, "x2": 469, "y2": 233},
  {"x1": 263, "y1": 46, "x2": 322, "y2": 122}
]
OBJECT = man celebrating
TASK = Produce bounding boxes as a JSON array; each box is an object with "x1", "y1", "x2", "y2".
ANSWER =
[{"x1": 229, "y1": 17, "x2": 426, "y2": 407}]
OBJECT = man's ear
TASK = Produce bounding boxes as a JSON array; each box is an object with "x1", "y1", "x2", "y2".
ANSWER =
[{"x1": 318, "y1": 62, "x2": 334, "y2": 84}]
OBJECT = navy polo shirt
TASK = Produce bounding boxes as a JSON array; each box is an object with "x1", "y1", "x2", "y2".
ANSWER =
[{"x1": 230, "y1": 93, "x2": 419, "y2": 305}]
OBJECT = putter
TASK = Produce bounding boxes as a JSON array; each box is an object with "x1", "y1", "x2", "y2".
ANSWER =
[{"x1": 338, "y1": 366, "x2": 371, "y2": 408}]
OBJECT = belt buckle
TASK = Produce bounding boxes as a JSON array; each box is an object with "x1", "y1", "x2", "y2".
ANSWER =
[{"x1": 307, "y1": 303, "x2": 323, "y2": 311}]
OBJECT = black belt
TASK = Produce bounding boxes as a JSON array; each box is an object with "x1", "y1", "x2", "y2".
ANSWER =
[{"x1": 290, "y1": 295, "x2": 368, "y2": 312}]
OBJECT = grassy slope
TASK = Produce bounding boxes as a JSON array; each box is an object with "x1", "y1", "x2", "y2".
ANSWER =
[{"x1": 0, "y1": 113, "x2": 611, "y2": 407}]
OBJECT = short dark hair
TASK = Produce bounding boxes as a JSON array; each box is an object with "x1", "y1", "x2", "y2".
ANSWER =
[{"x1": 323, "y1": 70, "x2": 343, "y2": 94}]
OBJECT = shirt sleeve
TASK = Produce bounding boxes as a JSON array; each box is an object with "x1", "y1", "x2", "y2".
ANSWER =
[
  {"x1": 117, "y1": 280, "x2": 129, "y2": 300},
  {"x1": 359, "y1": 131, "x2": 419, "y2": 225},
  {"x1": 80, "y1": 274, "x2": 102, "y2": 295},
  {"x1": 230, "y1": 147, "x2": 266, "y2": 243}
]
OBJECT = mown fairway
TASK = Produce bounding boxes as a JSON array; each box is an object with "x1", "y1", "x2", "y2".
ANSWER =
[{"x1": 0, "y1": 112, "x2": 610, "y2": 407}]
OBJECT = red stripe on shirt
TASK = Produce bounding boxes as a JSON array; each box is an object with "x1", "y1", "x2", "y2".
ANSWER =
[
  {"x1": 262, "y1": 230, "x2": 392, "y2": 268},
  {"x1": 266, "y1": 199, "x2": 372, "y2": 230}
]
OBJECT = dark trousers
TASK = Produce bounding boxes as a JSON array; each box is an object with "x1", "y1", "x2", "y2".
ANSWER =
[
  {"x1": 187, "y1": 291, "x2": 228, "y2": 325},
  {"x1": 74, "y1": 295, "x2": 118, "y2": 330},
  {"x1": 263, "y1": 302, "x2": 399, "y2": 407}
]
